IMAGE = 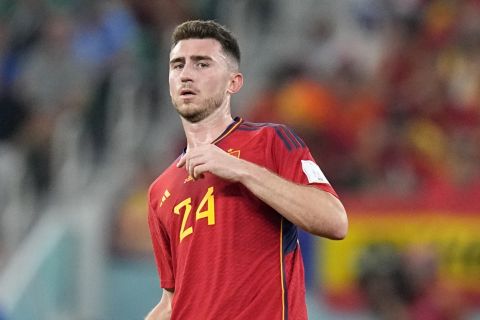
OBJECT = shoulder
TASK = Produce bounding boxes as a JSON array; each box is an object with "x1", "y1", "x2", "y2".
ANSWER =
[
  {"x1": 239, "y1": 120, "x2": 284, "y2": 131},
  {"x1": 239, "y1": 121, "x2": 306, "y2": 151},
  {"x1": 148, "y1": 158, "x2": 180, "y2": 200}
]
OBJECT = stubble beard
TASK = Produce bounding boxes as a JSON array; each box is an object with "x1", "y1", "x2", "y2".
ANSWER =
[{"x1": 173, "y1": 94, "x2": 224, "y2": 123}]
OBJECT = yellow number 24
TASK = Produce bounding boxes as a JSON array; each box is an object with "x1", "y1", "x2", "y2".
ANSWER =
[{"x1": 173, "y1": 187, "x2": 215, "y2": 242}]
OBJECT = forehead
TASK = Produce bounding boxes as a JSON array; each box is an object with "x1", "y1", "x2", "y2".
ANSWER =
[{"x1": 170, "y1": 38, "x2": 224, "y2": 60}]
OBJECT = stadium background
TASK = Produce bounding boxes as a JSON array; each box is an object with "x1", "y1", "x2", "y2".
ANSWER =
[{"x1": 1, "y1": 0, "x2": 480, "y2": 319}]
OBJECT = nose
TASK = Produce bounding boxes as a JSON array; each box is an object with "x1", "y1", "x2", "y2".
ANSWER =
[{"x1": 180, "y1": 63, "x2": 194, "y2": 82}]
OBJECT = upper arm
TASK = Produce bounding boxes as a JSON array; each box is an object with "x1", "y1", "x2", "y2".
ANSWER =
[{"x1": 269, "y1": 125, "x2": 347, "y2": 238}]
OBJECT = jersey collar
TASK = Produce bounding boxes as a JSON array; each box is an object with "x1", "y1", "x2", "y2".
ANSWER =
[
  {"x1": 180, "y1": 117, "x2": 243, "y2": 156},
  {"x1": 211, "y1": 116, "x2": 243, "y2": 145}
]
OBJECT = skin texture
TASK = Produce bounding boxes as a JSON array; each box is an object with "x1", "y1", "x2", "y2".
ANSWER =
[
  {"x1": 169, "y1": 38, "x2": 242, "y2": 126},
  {"x1": 146, "y1": 37, "x2": 348, "y2": 320},
  {"x1": 145, "y1": 289, "x2": 173, "y2": 320}
]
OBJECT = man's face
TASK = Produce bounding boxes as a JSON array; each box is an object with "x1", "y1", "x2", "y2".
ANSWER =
[{"x1": 169, "y1": 38, "x2": 234, "y2": 123}]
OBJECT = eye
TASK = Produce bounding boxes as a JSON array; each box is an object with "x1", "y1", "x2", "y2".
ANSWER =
[
  {"x1": 197, "y1": 62, "x2": 209, "y2": 68},
  {"x1": 172, "y1": 63, "x2": 184, "y2": 70}
]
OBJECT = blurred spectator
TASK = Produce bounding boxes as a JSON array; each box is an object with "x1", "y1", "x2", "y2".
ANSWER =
[
  {"x1": 357, "y1": 243, "x2": 467, "y2": 319},
  {"x1": 17, "y1": 10, "x2": 91, "y2": 198},
  {"x1": 0, "y1": 93, "x2": 28, "y2": 142},
  {"x1": 403, "y1": 245, "x2": 467, "y2": 320},
  {"x1": 0, "y1": 2, "x2": 36, "y2": 143},
  {"x1": 357, "y1": 243, "x2": 411, "y2": 319},
  {"x1": 73, "y1": 1, "x2": 139, "y2": 161},
  {"x1": 249, "y1": 61, "x2": 386, "y2": 192},
  {"x1": 72, "y1": 1, "x2": 138, "y2": 70},
  {"x1": 121, "y1": 0, "x2": 194, "y2": 132}
]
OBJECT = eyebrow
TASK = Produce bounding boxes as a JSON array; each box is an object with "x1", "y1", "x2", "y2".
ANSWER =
[{"x1": 169, "y1": 55, "x2": 213, "y2": 65}]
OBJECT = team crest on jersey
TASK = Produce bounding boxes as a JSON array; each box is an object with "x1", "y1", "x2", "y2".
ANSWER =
[{"x1": 227, "y1": 148, "x2": 241, "y2": 158}]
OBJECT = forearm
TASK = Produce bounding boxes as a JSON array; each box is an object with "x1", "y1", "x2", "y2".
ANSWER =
[
  {"x1": 237, "y1": 160, "x2": 348, "y2": 239},
  {"x1": 145, "y1": 289, "x2": 173, "y2": 320}
]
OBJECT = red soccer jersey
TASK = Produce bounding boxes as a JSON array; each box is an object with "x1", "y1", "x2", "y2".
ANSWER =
[{"x1": 148, "y1": 118, "x2": 338, "y2": 320}]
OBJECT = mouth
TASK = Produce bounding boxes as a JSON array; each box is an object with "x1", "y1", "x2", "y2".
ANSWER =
[{"x1": 180, "y1": 88, "x2": 197, "y2": 98}]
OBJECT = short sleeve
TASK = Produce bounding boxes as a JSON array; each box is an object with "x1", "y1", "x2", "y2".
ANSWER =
[
  {"x1": 270, "y1": 125, "x2": 338, "y2": 197},
  {"x1": 148, "y1": 190, "x2": 175, "y2": 290}
]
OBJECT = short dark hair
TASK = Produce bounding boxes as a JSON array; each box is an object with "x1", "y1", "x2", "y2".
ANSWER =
[{"x1": 171, "y1": 20, "x2": 241, "y2": 65}]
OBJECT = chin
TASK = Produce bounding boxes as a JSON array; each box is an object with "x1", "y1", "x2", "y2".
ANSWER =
[
  {"x1": 176, "y1": 106, "x2": 207, "y2": 123},
  {"x1": 175, "y1": 102, "x2": 198, "y2": 114},
  {"x1": 174, "y1": 96, "x2": 221, "y2": 123}
]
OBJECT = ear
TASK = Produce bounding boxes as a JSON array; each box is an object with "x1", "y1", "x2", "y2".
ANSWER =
[{"x1": 227, "y1": 73, "x2": 243, "y2": 94}]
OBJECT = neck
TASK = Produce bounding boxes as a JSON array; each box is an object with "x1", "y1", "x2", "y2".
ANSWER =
[{"x1": 181, "y1": 100, "x2": 234, "y2": 149}]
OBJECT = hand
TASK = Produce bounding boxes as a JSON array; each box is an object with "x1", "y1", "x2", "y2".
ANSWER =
[{"x1": 176, "y1": 144, "x2": 246, "y2": 181}]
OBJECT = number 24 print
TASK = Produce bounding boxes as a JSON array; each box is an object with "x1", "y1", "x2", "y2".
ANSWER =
[{"x1": 173, "y1": 187, "x2": 215, "y2": 241}]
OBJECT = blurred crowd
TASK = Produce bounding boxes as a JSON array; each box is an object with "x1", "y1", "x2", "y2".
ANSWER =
[
  {"x1": 0, "y1": 0, "x2": 193, "y2": 206},
  {"x1": 0, "y1": 0, "x2": 480, "y2": 317},
  {"x1": 0, "y1": 0, "x2": 196, "y2": 265},
  {"x1": 0, "y1": 0, "x2": 277, "y2": 262},
  {"x1": 247, "y1": 0, "x2": 480, "y2": 197}
]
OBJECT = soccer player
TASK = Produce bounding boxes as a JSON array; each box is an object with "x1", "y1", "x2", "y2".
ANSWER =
[{"x1": 146, "y1": 20, "x2": 348, "y2": 320}]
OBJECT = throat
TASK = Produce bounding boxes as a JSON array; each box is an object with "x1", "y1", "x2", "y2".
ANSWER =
[{"x1": 183, "y1": 114, "x2": 236, "y2": 148}]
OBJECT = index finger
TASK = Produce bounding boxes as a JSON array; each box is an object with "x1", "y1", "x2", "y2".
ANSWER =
[{"x1": 176, "y1": 154, "x2": 186, "y2": 168}]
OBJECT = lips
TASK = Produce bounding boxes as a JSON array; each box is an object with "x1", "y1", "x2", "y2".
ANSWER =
[{"x1": 180, "y1": 88, "x2": 197, "y2": 96}]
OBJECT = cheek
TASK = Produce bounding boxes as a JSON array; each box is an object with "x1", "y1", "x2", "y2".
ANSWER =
[
  {"x1": 168, "y1": 75, "x2": 176, "y2": 96},
  {"x1": 205, "y1": 75, "x2": 229, "y2": 93}
]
